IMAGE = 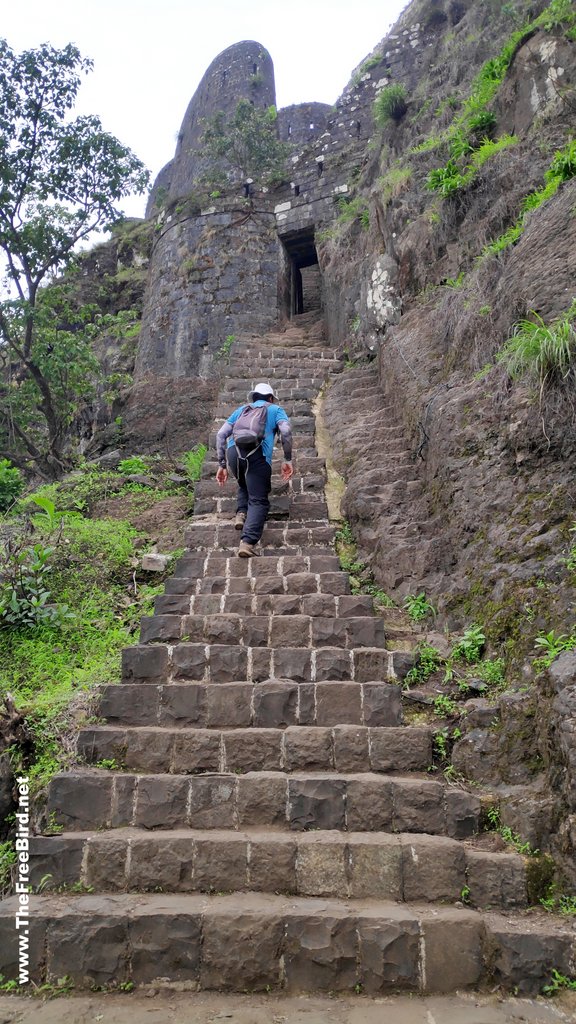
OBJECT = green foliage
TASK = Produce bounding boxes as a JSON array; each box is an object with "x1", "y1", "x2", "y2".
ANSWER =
[
  {"x1": 472, "y1": 657, "x2": 505, "y2": 685},
  {"x1": 200, "y1": 99, "x2": 289, "y2": 185},
  {"x1": 336, "y1": 196, "x2": 370, "y2": 228},
  {"x1": 541, "y1": 888, "x2": 576, "y2": 916},
  {"x1": 451, "y1": 624, "x2": 485, "y2": 663},
  {"x1": 118, "y1": 456, "x2": 149, "y2": 475},
  {"x1": 542, "y1": 968, "x2": 576, "y2": 996},
  {"x1": 433, "y1": 727, "x2": 450, "y2": 760},
  {"x1": 533, "y1": 628, "x2": 576, "y2": 667},
  {"x1": 0, "y1": 539, "x2": 70, "y2": 629},
  {"x1": 427, "y1": 135, "x2": 518, "y2": 197},
  {"x1": 546, "y1": 138, "x2": 576, "y2": 183},
  {"x1": 0, "y1": 841, "x2": 16, "y2": 896},
  {"x1": 0, "y1": 460, "x2": 23, "y2": 512},
  {"x1": 378, "y1": 166, "x2": 412, "y2": 203},
  {"x1": 485, "y1": 806, "x2": 539, "y2": 855},
  {"x1": 0, "y1": 40, "x2": 148, "y2": 478},
  {"x1": 426, "y1": 160, "x2": 466, "y2": 197},
  {"x1": 405, "y1": 642, "x2": 442, "y2": 686},
  {"x1": 433, "y1": 694, "x2": 459, "y2": 717},
  {"x1": 373, "y1": 84, "x2": 408, "y2": 127},
  {"x1": 215, "y1": 334, "x2": 236, "y2": 360},
  {"x1": 404, "y1": 592, "x2": 436, "y2": 622},
  {"x1": 183, "y1": 444, "x2": 208, "y2": 483},
  {"x1": 496, "y1": 305, "x2": 576, "y2": 389}
]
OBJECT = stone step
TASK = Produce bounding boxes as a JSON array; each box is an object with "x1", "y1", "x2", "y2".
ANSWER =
[
  {"x1": 154, "y1": 592, "x2": 375, "y2": 617},
  {"x1": 121, "y1": 642, "x2": 393, "y2": 685},
  {"x1": 97, "y1": 680, "x2": 402, "y2": 729},
  {"x1": 194, "y1": 498, "x2": 328, "y2": 521},
  {"x1": 169, "y1": 551, "x2": 342, "y2": 579},
  {"x1": 77, "y1": 724, "x2": 430, "y2": 774},
  {"x1": 183, "y1": 522, "x2": 336, "y2": 551},
  {"x1": 25, "y1": 829, "x2": 527, "y2": 910},
  {"x1": 139, "y1": 612, "x2": 386, "y2": 649},
  {"x1": 197, "y1": 472, "x2": 326, "y2": 495},
  {"x1": 45, "y1": 769, "x2": 480, "y2": 836},
  {"x1": 3, "y1": 891, "x2": 570, "y2": 994},
  {"x1": 168, "y1": 571, "x2": 351, "y2": 598}
]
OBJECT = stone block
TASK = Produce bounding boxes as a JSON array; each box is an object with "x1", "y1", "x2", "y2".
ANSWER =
[
  {"x1": 205, "y1": 683, "x2": 253, "y2": 728},
  {"x1": 155, "y1": 594, "x2": 190, "y2": 615},
  {"x1": 270, "y1": 615, "x2": 312, "y2": 648},
  {"x1": 333, "y1": 725, "x2": 370, "y2": 770},
  {"x1": 339, "y1": 595, "x2": 374, "y2": 616},
  {"x1": 309, "y1": 556, "x2": 340, "y2": 573},
  {"x1": 85, "y1": 837, "x2": 127, "y2": 890},
  {"x1": 311, "y1": 617, "x2": 347, "y2": 648},
  {"x1": 200, "y1": 909, "x2": 283, "y2": 990},
  {"x1": 301, "y1": 594, "x2": 337, "y2": 617},
  {"x1": 171, "y1": 644, "x2": 206, "y2": 681},
  {"x1": 28, "y1": 835, "x2": 84, "y2": 890},
  {"x1": 48, "y1": 773, "x2": 112, "y2": 830},
  {"x1": 243, "y1": 616, "x2": 270, "y2": 647},
  {"x1": 370, "y1": 727, "x2": 432, "y2": 772},
  {"x1": 237, "y1": 773, "x2": 287, "y2": 826},
  {"x1": 226, "y1": 576, "x2": 251, "y2": 594},
  {"x1": 284, "y1": 726, "x2": 333, "y2": 770},
  {"x1": 140, "y1": 615, "x2": 181, "y2": 643},
  {"x1": 392, "y1": 779, "x2": 445, "y2": 834},
  {"x1": 259, "y1": 594, "x2": 302, "y2": 615},
  {"x1": 134, "y1": 775, "x2": 189, "y2": 829},
  {"x1": 110, "y1": 775, "x2": 137, "y2": 827},
  {"x1": 188, "y1": 776, "x2": 236, "y2": 829},
  {"x1": 99, "y1": 684, "x2": 160, "y2": 726},
  {"x1": 0, "y1": 903, "x2": 47, "y2": 981},
  {"x1": 273, "y1": 648, "x2": 312, "y2": 682},
  {"x1": 123, "y1": 728, "x2": 172, "y2": 772},
  {"x1": 422, "y1": 909, "x2": 483, "y2": 992},
  {"x1": 357, "y1": 910, "x2": 420, "y2": 993},
  {"x1": 445, "y1": 787, "x2": 481, "y2": 838},
  {"x1": 128, "y1": 837, "x2": 194, "y2": 891},
  {"x1": 318, "y1": 572, "x2": 350, "y2": 596},
  {"x1": 159, "y1": 684, "x2": 207, "y2": 726},
  {"x1": 285, "y1": 573, "x2": 317, "y2": 595},
  {"x1": 485, "y1": 918, "x2": 576, "y2": 995},
  {"x1": 348, "y1": 835, "x2": 402, "y2": 899},
  {"x1": 284, "y1": 913, "x2": 358, "y2": 991},
  {"x1": 122, "y1": 645, "x2": 169, "y2": 683},
  {"x1": 130, "y1": 909, "x2": 201, "y2": 983},
  {"x1": 288, "y1": 778, "x2": 345, "y2": 831},
  {"x1": 465, "y1": 851, "x2": 527, "y2": 909},
  {"x1": 248, "y1": 837, "x2": 297, "y2": 892},
  {"x1": 316, "y1": 682, "x2": 361, "y2": 725},
  {"x1": 251, "y1": 647, "x2": 273, "y2": 681},
  {"x1": 48, "y1": 911, "x2": 130, "y2": 986},
  {"x1": 193, "y1": 837, "x2": 248, "y2": 891},
  {"x1": 204, "y1": 614, "x2": 243, "y2": 645},
  {"x1": 346, "y1": 778, "x2": 393, "y2": 831},
  {"x1": 298, "y1": 684, "x2": 316, "y2": 724},
  {"x1": 223, "y1": 729, "x2": 282, "y2": 771},
  {"x1": 315, "y1": 648, "x2": 353, "y2": 682},
  {"x1": 209, "y1": 644, "x2": 248, "y2": 683},
  {"x1": 401, "y1": 835, "x2": 465, "y2": 902},
  {"x1": 172, "y1": 730, "x2": 221, "y2": 773},
  {"x1": 253, "y1": 681, "x2": 298, "y2": 727},
  {"x1": 296, "y1": 835, "x2": 348, "y2": 896},
  {"x1": 254, "y1": 575, "x2": 284, "y2": 594},
  {"x1": 362, "y1": 684, "x2": 402, "y2": 727},
  {"x1": 77, "y1": 727, "x2": 126, "y2": 765},
  {"x1": 354, "y1": 648, "x2": 392, "y2": 682}
]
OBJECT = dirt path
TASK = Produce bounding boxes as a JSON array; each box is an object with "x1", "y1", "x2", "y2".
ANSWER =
[{"x1": 0, "y1": 990, "x2": 575, "y2": 1024}]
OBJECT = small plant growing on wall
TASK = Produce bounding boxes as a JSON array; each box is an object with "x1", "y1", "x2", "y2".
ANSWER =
[{"x1": 373, "y1": 84, "x2": 408, "y2": 127}]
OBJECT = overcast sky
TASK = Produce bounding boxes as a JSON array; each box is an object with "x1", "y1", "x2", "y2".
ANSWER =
[{"x1": 3, "y1": 0, "x2": 409, "y2": 218}]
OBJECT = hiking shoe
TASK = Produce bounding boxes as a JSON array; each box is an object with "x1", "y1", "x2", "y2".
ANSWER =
[
  {"x1": 238, "y1": 540, "x2": 260, "y2": 558},
  {"x1": 234, "y1": 511, "x2": 247, "y2": 530}
]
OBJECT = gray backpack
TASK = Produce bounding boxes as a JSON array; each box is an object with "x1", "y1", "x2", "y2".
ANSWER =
[{"x1": 232, "y1": 404, "x2": 269, "y2": 455}]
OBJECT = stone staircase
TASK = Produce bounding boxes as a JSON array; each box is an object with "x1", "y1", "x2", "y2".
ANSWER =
[{"x1": 1, "y1": 314, "x2": 574, "y2": 994}]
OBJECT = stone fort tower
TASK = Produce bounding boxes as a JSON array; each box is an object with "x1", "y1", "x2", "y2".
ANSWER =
[{"x1": 134, "y1": 28, "x2": 422, "y2": 381}]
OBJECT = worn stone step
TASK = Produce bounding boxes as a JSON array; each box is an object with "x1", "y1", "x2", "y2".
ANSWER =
[
  {"x1": 201, "y1": 456, "x2": 326, "y2": 478},
  {"x1": 3, "y1": 891, "x2": 570, "y2": 993},
  {"x1": 183, "y1": 521, "x2": 336, "y2": 552},
  {"x1": 166, "y1": 571, "x2": 351, "y2": 598},
  {"x1": 197, "y1": 472, "x2": 326, "y2": 496},
  {"x1": 45, "y1": 769, "x2": 480, "y2": 836},
  {"x1": 121, "y1": 642, "x2": 393, "y2": 685},
  {"x1": 139, "y1": 612, "x2": 386, "y2": 649},
  {"x1": 154, "y1": 592, "x2": 375, "y2": 618},
  {"x1": 97, "y1": 680, "x2": 402, "y2": 729},
  {"x1": 26, "y1": 829, "x2": 527, "y2": 910},
  {"x1": 194, "y1": 499, "x2": 329, "y2": 522},
  {"x1": 77, "y1": 724, "x2": 431, "y2": 774},
  {"x1": 169, "y1": 551, "x2": 341, "y2": 579}
]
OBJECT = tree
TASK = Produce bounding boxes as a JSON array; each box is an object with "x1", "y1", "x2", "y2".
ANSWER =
[
  {"x1": 201, "y1": 100, "x2": 290, "y2": 186},
  {"x1": 0, "y1": 39, "x2": 149, "y2": 478}
]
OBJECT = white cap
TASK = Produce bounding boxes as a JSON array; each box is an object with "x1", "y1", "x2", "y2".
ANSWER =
[{"x1": 249, "y1": 382, "x2": 276, "y2": 401}]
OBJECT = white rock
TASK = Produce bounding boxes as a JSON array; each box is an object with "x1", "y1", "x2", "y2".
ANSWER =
[{"x1": 141, "y1": 553, "x2": 171, "y2": 572}]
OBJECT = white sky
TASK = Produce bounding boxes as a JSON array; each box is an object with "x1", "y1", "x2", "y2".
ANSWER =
[{"x1": 2, "y1": 0, "x2": 408, "y2": 219}]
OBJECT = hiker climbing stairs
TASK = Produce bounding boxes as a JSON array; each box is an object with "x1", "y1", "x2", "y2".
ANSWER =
[{"x1": 0, "y1": 314, "x2": 574, "y2": 994}]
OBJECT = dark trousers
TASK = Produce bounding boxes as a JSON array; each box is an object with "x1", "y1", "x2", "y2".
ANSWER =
[{"x1": 227, "y1": 446, "x2": 272, "y2": 544}]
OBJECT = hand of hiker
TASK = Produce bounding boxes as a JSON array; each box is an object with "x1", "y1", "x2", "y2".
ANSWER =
[
  {"x1": 216, "y1": 467, "x2": 228, "y2": 486},
  {"x1": 281, "y1": 462, "x2": 294, "y2": 482}
]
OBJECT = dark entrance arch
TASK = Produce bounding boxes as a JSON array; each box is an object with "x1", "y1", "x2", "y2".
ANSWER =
[{"x1": 281, "y1": 229, "x2": 321, "y2": 316}]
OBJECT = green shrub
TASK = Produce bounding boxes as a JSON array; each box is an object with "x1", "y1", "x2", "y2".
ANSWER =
[
  {"x1": 404, "y1": 592, "x2": 436, "y2": 621},
  {"x1": 374, "y1": 84, "x2": 408, "y2": 127},
  {"x1": 118, "y1": 456, "x2": 148, "y2": 475},
  {"x1": 546, "y1": 138, "x2": 576, "y2": 183},
  {"x1": 0, "y1": 460, "x2": 23, "y2": 512},
  {"x1": 497, "y1": 307, "x2": 576, "y2": 387},
  {"x1": 183, "y1": 444, "x2": 208, "y2": 482},
  {"x1": 426, "y1": 160, "x2": 466, "y2": 197}
]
